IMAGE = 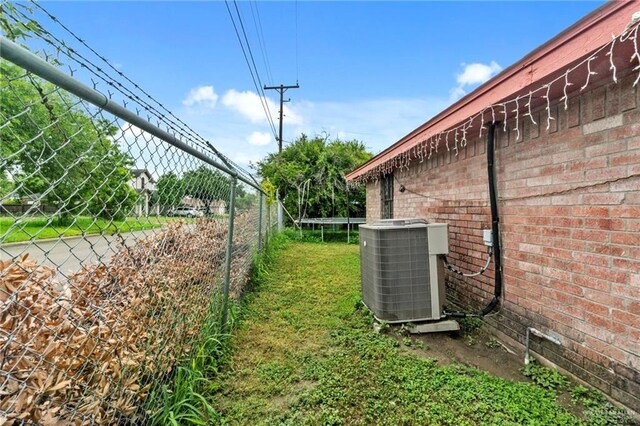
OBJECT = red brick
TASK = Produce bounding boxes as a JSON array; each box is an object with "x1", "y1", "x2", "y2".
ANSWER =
[
  {"x1": 585, "y1": 166, "x2": 631, "y2": 182},
  {"x1": 611, "y1": 284, "x2": 640, "y2": 300},
  {"x1": 609, "y1": 206, "x2": 640, "y2": 218},
  {"x1": 613, "y1": 258, "x2": 640, "y2": 273},
  {"x1": 585, "y1": 141, "x2": 626, "y2": 158},
  {"x1": 628, "y1": 301, "x2": 640, "y2": 316},
  {"x1": 568, "y1": 157, "x2": 608, "y2": 172},
  {"x1": 612, "y1": 309, "x2": 640, "y2": 325},
  {"x1": 574, "y1": 297, "x2": 610, "y2": 317},
  {"x1": 611, "y1": 232, "x2": 640, "y2": 246},
  {"x1": 611, "y1": 151, "x2": 640, "y2": 166},
  {"x1": 584, "y1": 218, "x2": 625, "y2": 230},
  {"x1": 609, "y1": 122, "x2": 640, "y2": 139},
  {"x1": 582, "y1": 193, "x2": 626, "y2": 205},
  {"x1": 571, "y1": 206, "x2": 609, "y2": 217},
  {"x1": 573, "y1": 274, "x2": 610, "y2": 292},
  {"x1": 584, "y1": 312, "x2": 611, "y2": 330},
  {"x1": 550, "y1": 279, "x2": 584, "y2": 296},
  {"x1": 571, "y1": 229, "x2": 609, "y2": 242},
  {"x1": 585, "y1": 266, "x2": 627, "y2": 283},
  {"x1": 572, "y1": 252, "x2": 610, "y2": 267}
]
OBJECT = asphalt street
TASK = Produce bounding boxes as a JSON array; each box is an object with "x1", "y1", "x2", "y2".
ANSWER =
[{"x1": 0, "y1": 229, "x2": 160, "y2": 275}]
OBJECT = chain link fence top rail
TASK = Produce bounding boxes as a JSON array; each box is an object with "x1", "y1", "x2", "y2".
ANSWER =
[{"x1": 1, "y1": 2, "x2": 269, "y2": 424}]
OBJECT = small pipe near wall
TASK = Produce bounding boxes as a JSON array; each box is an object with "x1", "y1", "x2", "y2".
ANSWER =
[
  {"x1": 525, "y1": 327, "x2": 562, "y2": 365},
  {"x1": 445, "y1": 122, "x2": 503, "y2": 318}
]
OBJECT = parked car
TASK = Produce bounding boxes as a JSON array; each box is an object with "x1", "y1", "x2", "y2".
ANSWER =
[{"x1": 168, "y1": 206, "x2": 204, "y2": 218}]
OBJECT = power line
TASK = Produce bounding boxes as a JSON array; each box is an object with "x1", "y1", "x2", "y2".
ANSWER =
[
  {"x1": 295, "y1": 0, "x2": 299, "y2": 83},
  {"x1": 23, "y1": 1, "x2": 257, "y2": 181},
  {"x1": 225, "y1": 0, "x2": 278, "y2": 141},
  {"x1": 249, "y1": 1, "x2": 273, "y2": 86}
]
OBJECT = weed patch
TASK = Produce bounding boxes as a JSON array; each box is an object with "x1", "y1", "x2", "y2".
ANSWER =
[{"x1": 211, "y1": 239, "x2": 628, "y2": 425}]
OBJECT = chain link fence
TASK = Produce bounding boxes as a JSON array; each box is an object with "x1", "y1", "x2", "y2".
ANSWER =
[{"x1": 0, "y1": 2, "x2": 276, "y2": 424}]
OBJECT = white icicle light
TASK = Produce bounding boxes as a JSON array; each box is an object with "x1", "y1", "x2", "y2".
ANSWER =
[
  {"x1": 512, "y1": 95, "x2": 521, "y2": 142},
  {"x1": 351, "y1": 21, "x2": 640, "y2": 185},
  {"x1": 543, "y1": 83, "x2": 555, "y2": 131},
  {"x1": 581, "y1": 56, "x2": 598, "y2": 91}
]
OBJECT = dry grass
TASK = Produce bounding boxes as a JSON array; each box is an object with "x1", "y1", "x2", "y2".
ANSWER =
[{"x1": 0, "y1": 214, "x2": 256, "y2": 425}]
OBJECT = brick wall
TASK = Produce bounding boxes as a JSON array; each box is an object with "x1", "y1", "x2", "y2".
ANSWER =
[{"x1": 363, "y1": 70, "x2": 640, "y2": 412}]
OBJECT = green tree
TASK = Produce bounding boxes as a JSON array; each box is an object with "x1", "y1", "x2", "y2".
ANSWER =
[
  {"x1": 0, "y1": 173, "x2": 14, "y2": 200},
  {"x1": 256, "y1": 134, "x2": 372, "y2": 220},
  {"x1": 153, "y1": 172, "x2": 185, "y2": 207},
  {"x1": 1, "y1": 61, "x2": 137, "y2": 221},
  {"x1": 234, "y1": 183, "x2": 258, "y2": 211},
  {"x1": 182, "y1": 166, "x2": 231, "y2": 215}
]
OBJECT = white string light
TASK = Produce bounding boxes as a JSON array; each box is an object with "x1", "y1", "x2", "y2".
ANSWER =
[
  {"x1": 350, "y1": 19, "x2": 640, "y2": 185},
  {"x1": 512, "y1": 96, "x2": 521, "y2": 141},
  {"x1": 629, "y1": 26, "x2": 640, "y2": 86},
  {"x1": 524, "y1": 91, "x2": 537, "y2": 126},
  {"x1": 454, "y1": 128, "x2": 459, "y2": 156},
  {"x1": 581, "y1": 56, "x2": 598, "y2": 90},
  {"x1": 428, "y1": 137, "x2": 434, "y2": 159},
  {"x1": 462, "y1": 117, "x2": 472, "y2": 147},
  {"x1": 607, "y1": 33, "x2": 618, "y2": 83},
  {"x1": 560, "y1": 70, "x2": 573, "y2": 110},
  {"x1": 543, "y1": 83, "x2": 555, "y2": 131},
  {"x1": 502, "y1": 102, "x2": 508, "y2": 132}
]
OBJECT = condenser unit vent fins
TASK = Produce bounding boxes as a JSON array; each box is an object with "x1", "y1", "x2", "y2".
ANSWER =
[{"x1": 360, "y1": 219, "x2": 445, "y2": 323}]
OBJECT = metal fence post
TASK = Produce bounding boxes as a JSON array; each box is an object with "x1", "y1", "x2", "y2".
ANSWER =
[
  {"x1": 266, "y1": 200, "x2": 271, "y2": 247},
  {"x1": 258, "y1": 192, "x2": 264, "y2": 252},
  {"x1": 277, "y1": 190, "x2": 284, "y2": 232},
  {"x1": 221, "y1": 176, "x2": 237, "y2": 330}
]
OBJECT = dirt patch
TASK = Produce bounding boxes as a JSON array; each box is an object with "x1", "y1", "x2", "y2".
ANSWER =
[{"x1": 390, "y1": 323, "x2": 528, "y2": 384}]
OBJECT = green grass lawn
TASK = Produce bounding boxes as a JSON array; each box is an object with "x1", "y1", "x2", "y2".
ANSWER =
[
  {"x1": 211, "y1": 240, "x2": 626, "y2": 425},
  {"x1": 0, "y1": 215, "x2": 180, "y2": 243}
]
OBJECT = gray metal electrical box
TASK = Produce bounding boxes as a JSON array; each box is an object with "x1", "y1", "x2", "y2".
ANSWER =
[{"x1": 359, "y1": 219, "x2": 448, "y2": 323}]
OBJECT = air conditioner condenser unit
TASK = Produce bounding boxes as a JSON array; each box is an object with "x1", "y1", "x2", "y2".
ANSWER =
[{"x1": 359, "y1": 219, "x2": 449, "y2": 324}]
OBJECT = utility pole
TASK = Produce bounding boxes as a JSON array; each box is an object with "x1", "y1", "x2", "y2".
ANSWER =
[
  {"x1": 264, "y1": 83, "x2": 299, "y2": 231},
  {"x1": 263, "y1": 83, "x2": 299, "y2": 152}
]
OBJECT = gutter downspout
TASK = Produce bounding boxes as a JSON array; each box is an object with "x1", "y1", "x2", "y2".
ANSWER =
[{"x1": 445, "y1": 122, "x2": 503, "y2": 318}]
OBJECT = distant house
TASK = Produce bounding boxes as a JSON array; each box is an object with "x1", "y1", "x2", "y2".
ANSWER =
[
  {"x1": 130, "y1": 169, "x2": 156, "y2": 216},
  {"x1": 347, "y1": 1, "x2": 640, "y2": 414}
]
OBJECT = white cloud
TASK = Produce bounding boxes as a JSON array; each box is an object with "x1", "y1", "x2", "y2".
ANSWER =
[
  {"x1": 456, "y1": 61, "x2": 502, "y2": 86},
  {"x1": 221, "y1": 89, "x2": 303, "y2": 126},
  {"x1": 285, "y1": 97, "x2": 448, "y2": 155},
  {"x1": 232, "y1": 151, "x2": 263, "y2": 166},
  {"x1": 247, "y1": 131, "x2": 273, "y2": 146},
  {"x1": 222, "y1": 89, "x2": 275, "y2": 123},
  {"x1": 450, "y1": 60, "x2": 502, "y2": 102},
  {"x1": 179, "y1": 90, "x2": 449, "y2": 170},
  {"x1": 183, "y1": 85, "x2": 219, "y2": 109}
]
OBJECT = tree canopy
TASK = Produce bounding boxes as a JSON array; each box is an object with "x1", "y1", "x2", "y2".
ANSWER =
[
  {"x1": 1, "y1": 60, "x2": 137, "y2": 220},
  {"x1": 153, "y1": 167, "x2": 258, "y2": 213},
  {"x1": 256, "y1": 134, "x2": 372, "y2": 220}
]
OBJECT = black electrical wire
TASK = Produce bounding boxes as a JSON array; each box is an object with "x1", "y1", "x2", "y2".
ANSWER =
[
  {"x1": 224, "y1": 0, "x2": 278, "y2": 141},
  {"x1": 444, "y1": 122, "x2": 502, "y2": 318}
]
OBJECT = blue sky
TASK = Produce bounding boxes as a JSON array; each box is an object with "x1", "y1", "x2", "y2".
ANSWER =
[{"x1": 23, "y1": 1, "x2": 603, "y2": 169}]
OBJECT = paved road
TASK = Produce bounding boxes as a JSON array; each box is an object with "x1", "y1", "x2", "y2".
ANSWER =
[{"x1": 0, "y1": 229, "x2": 162, "y2": 275}]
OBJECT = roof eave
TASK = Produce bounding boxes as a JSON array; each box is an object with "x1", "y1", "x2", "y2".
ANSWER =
[{"x1": 346, "y1": 0, "x2": 637, "y2": 181}]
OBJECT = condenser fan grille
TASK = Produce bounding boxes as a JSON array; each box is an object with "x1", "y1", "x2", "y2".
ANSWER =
[{"x1": 360, "y1": 220, "x2": 439, "y2": 323}]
